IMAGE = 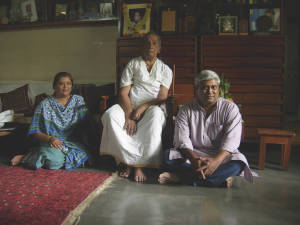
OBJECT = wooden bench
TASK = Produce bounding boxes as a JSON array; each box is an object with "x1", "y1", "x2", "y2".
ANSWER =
[{"x1": 257, "y1": 128, "x2": 296, "y2": 170}]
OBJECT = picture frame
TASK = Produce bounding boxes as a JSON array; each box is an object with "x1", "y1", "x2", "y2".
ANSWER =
[
  {"x1": 55, "y1": 3, "x2": 68, "y2": 21},
  {"x1": 160, "y1": 7, "x2": 177, "y2": 33},
  {"x1": 99, "y1": 2, "x2": 114, "y2": 18},
  {"x1": 249, "y1": 8, "x2": 280, "y2": 33},
  {"x1": 21, "y1": 0, "x2": 38, "y2": 22},
  {"x1": 81, "y1": 0, "x2": 99, "y2": 20},
  {"x1": 122, "y1": 3, "x2": 152, "y2": 37},
  {"x1": 218, "y1": 16, "x2": 238, "y2": 35}
]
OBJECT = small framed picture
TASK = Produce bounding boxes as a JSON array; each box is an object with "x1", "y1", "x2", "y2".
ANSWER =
[
  {"x1": 122, "y1": 3, "x2": 152, "y2": 37},
  {"x1": 83, "y1": 0, "x2": 99, "y2": 20},
  {"x1": 160, "y1": 8, "x2": 177, "y2": 33},
  {"x1": 21, "y1": 0, "x2": 38, "y2": 22},
  {"x1": 55, "y1": 3, "x2": 68, "y2": 21},
  {"x1": 218, "y1": 16, "x2": 238, "y2": 35},
  {"x1": 249, "y1": 8, "x2": 280, "y2": 33},
  {"x1": 99, "y1": 3, "x2": 114, "y2": 18}
]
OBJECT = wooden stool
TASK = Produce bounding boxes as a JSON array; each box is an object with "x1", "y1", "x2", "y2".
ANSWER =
[{"x1": 257, "y1": 128, "x2": 296, "y2": 170}]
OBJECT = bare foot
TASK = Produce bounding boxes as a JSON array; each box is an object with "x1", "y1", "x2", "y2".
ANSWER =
[
  {"x1": 134, "y1": 167, "x2": 147, "y2": 182},
  {"x1": 118, "y1": 163, "x2": 132, "y2": 178},
  {"x1": 11, "y1": 155, "x2": 24, "y2": 166},
  {"x1": 158, "y1": 172, "x2": 180, "y2": 184},
  {"x1": 226, "y1": 177, "x2": 233, "y2": 188}
]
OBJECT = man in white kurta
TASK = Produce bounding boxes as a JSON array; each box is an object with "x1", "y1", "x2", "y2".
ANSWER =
[
  {"x1": 159, "y1": 70, "x2": 253, "y2": 187},
  {"x1": 100, "y1": 33, "x2": 172, "y2": 182}
]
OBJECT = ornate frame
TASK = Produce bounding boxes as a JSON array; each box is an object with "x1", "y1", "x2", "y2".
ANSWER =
[
  {"x1": 122, "y1": 3, "x2": 152, "y2": 37},
  {"x1": 218, "y1": 16, "x2": 238, "y2": 35}
]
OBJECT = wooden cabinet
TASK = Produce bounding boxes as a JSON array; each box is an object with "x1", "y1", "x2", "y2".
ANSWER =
[
  {"x1": 200, "y1": 35, "x2": 284, "y2": 141},
  {"x1": 117, "y1": 35, "x2": 198, "y2": 105}
]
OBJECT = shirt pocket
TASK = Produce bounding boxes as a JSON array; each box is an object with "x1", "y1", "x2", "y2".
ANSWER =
[{"x1": 207, "y1": 122, "x2": 224, "y2": 143}]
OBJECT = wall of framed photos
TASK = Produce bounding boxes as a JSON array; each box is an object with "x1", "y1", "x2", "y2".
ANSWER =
[
  {"x1": 0, "y1": 0, "x2": 284, "y2": 34},
  {"x1": 0, "y1": 0, "x2": 119, "y2": 30},
  {"x1": 117, "y1": 0, "x2": 284, "y2": 37}
]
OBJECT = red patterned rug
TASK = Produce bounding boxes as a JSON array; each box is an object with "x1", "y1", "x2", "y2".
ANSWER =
[{"x1": 0, "y1": 165, "x2": 114, "y2": 225}]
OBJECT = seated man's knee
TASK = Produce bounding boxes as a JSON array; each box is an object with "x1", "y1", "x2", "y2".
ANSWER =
[
  {"x1": 102, "y1": 104, "x2": 123, "y2": 123},
  {"x1": 146, "y1": 106, "x2": 165, "y2": 123}
]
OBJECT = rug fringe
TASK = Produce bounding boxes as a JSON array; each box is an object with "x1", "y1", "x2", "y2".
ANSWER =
[{"x1": 61, "y1": 173, "x2": 117, "y2": 225}]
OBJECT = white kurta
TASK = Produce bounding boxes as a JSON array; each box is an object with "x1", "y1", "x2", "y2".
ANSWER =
[{"x1": 100, "y1": 57, "x2": 172, "y2": 168}]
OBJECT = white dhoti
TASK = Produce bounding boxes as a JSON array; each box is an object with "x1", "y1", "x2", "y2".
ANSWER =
[{"x1": 100, "y1": 104, "x2": 166, "y2": 168}]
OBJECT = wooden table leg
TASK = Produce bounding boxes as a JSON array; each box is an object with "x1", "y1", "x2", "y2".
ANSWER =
[
  {"x1": 281, "y1": 139, "x2": 292, "y2": 170},
  {"x1": 258, "y1": 137, "x2": 266, "y2": 170}
]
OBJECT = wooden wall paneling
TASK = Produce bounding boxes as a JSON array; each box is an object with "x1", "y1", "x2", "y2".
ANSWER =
[
  {"x1": 241, "y1": 105, "x2": 282, "y2": 116},
  {"x1": 203, "y1": 46, "x2": 284, "y2": 57},
  {"x1": 203, "y1": 57, "x2": 283, "y2": 68},
  {"x1": 209, "y1": 68, "x2": 283, "y2": 80},
  {"x1": 200, "y1": 35, "x2": 285, "y2": 142},
  {"x1": 202, "y1": 35, "x2": 284, "y2": 46},
  {"x1": 174, "y1": 83, "x2": 195, "y2": 106},
  {"x1": 160, "y1": 35, "x2": 198, "y2": 84}
]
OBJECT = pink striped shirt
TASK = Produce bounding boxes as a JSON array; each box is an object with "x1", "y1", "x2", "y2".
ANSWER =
[{"x1": 169, "y1": 97, "x2": 254, "y2": 183}]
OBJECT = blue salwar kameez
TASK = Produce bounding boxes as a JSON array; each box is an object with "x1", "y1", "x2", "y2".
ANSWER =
[{"x1": 24, "y1": 94, "x2": 88, "y2": 170}]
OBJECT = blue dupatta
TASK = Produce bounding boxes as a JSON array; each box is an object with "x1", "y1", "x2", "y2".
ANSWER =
[{"x1": 28, "y1": 95, "x2": 88, "y2": 169}]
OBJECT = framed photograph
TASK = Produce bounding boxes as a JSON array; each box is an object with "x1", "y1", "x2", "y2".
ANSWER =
[
  {"x1": 82, "y1": 0, "x2": 99, "y2": 20},
  {"x1": 249, "y1": 8, "x2": 280, "y2": 33},
  {"x1": 21, "y1": 0, "x2": 38, "y2": 22},
  {"x1": 161, "y1": 8, "x2": 177, "y2": 33},
  {"x1": 122, "y1": 3, "x2": 152, "y2": 37},
  {"x1": 218, "y1": 16, "x2": 238, "y2": 35},
  {"x1": 99, "y1": 3, "x2": 114, "y2": 18},
  {"x1": 55, "y1": 3, "x2": 68, "y2": 21}
]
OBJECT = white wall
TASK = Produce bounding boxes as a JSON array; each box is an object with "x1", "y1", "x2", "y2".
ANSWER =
[{"x1": 0, "y1": 25, "x2": 119, "y2": 84}]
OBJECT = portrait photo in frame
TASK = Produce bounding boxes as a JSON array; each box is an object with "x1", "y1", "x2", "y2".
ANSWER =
[
  {"x1": 99, "y1": 0, "x2": 117, "y2": 19},
  {"x1": 21, "y1": 0, "x2": 38, "y2": 22},
  {"x1": 249, "y1": 8, "x2": 280, "y2": 33},
  {"x1": 122, "y1": 3, "x2": 152, "y2": 37},
  {"x1": 218, "y1": 16, "x2": 238, "y2": 35},
  {"x1": 99, "y1": 3, "x2": 113, "y2": 18}
]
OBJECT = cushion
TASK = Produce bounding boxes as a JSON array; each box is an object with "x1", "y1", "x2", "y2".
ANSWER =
[
  {"x1": 0, "y1": 84, "x2": 32, "y2": 114},
  {"x1": 33, "y1": 93, "x2": 48, "y2": 110}
]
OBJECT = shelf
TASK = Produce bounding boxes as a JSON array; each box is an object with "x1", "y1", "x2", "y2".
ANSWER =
[
  {"x1": 0, "y1": 0, "x2": 119, "y2": 31},
  {"x1": 0, "y1": 18, "x2": 118, "y2": 31}
]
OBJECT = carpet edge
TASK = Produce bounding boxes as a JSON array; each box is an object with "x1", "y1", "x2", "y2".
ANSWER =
[{"x1": 61, "y1": 173, "x2": 117, "y2": 225}]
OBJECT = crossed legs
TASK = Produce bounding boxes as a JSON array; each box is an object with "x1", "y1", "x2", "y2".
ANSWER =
[{"x1": 158, "y1": 149, "x2": 244, "y2": 188}]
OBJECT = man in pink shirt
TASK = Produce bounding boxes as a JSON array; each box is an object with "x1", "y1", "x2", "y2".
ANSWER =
[{"x1": 158, "y1": 70, "x2": 253, "y2": 187}]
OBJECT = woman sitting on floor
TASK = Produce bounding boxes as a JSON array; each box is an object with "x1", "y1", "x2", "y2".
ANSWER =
[{"x1": 11, "y1": 72, "x2": 89, "y2": 170}]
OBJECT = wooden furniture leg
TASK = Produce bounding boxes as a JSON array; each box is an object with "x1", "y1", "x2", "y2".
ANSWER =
[
  {"x1": 258, "y1": 136, "x2": 266, "y2": 170},
  {"x1": 281, "y1": 139, "x2": 292, "y2": 170}
]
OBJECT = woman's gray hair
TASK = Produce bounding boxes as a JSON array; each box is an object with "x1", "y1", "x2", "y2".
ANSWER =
[{"x1": 194, "y1": 70, "x2": 220, "y2": 87}]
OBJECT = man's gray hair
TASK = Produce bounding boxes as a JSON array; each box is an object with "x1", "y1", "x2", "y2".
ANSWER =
[
  {"x1": 144, "y1": 31, "x2": 161, "y2": 48},
  {"x1": 194, "y1": 70, "x2": 220, "y2": 87}
]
